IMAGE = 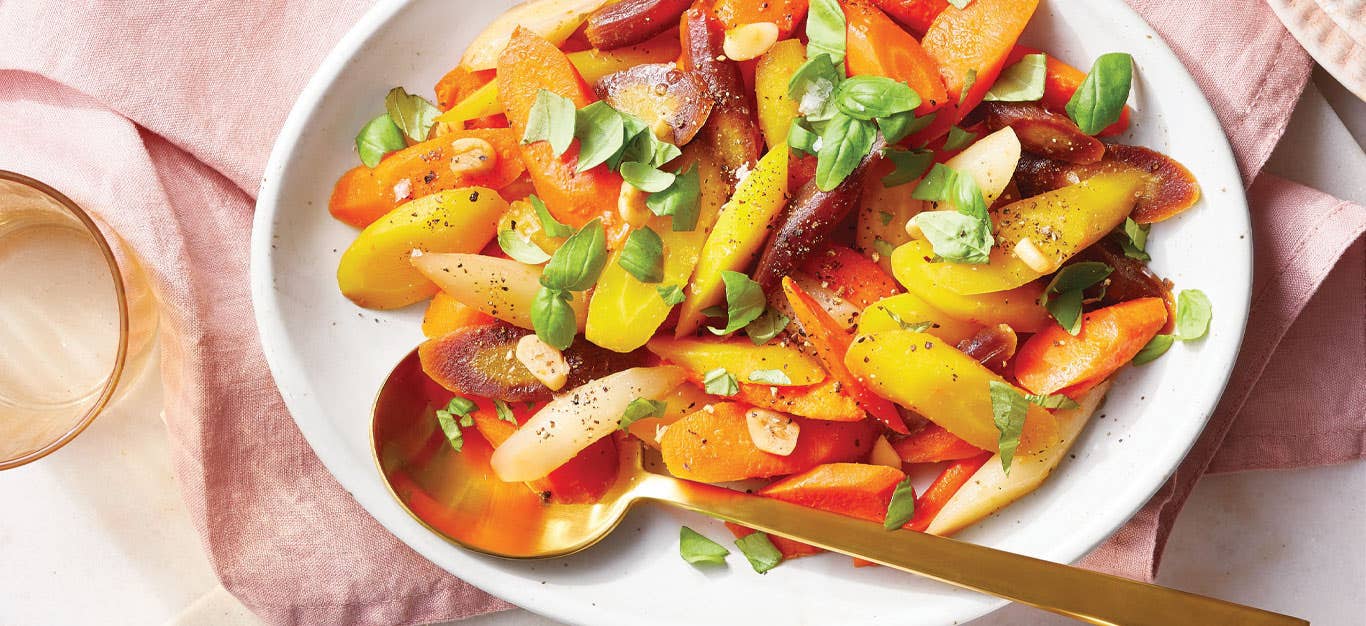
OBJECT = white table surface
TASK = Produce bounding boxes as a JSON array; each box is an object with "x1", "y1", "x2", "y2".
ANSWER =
[{"x1": 1, "y1": 71, "x2": 1362, "y2": 626}]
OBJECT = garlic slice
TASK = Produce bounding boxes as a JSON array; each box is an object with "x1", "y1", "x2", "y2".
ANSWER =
[
  {"x1": 869, "y1": 435, "x2": 902, "y2": 469},
  {"x1": 745, "y1": 408, "x2": 799, "y2": 456},
  {"x1": 515, "y1": 334, "x2": 569, "y2": 391}
]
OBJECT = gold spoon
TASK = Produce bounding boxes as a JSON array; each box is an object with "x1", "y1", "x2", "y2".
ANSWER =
[{"x1": 373, "y1": 349, "x2": 1304, "y2": 625}]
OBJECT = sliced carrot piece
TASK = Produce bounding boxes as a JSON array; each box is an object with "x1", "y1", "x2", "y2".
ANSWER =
[
  {"x1": 892, "y1": 422, "x2": 985, "y2": 463},
  {"x1": 1014, "y1": 297, "x2": 1168, "y2": 397},
  {"x1": 906, "y1": 452, "x2": 991, "y2": 531},
  {"x1": 435, "y1": 66, "x2": 496, "y2": 111},
  {"x1": 868, "y1": 0, "x2": 947, "y2": 34},
  {"x1": 732, "y1": 378, "x2": 864, "y2": 422},
  {"x1": 421, "y1": 291, "x2": 498, "y2": 338},
  {"x1": 845, "y1": 0, "x2": 949, "y2": 114},
  {"x1": 920, "y1": 0, "x2": 1040, "y2": 122},
  {"x1": 469, "y1": 397, "x2": 619, "y2": 504},
  {"x1": 712, "y1": 0, "x2": 809, "y2": 38},
  {"x1": 760, "y1": 462, "x2": 906, "y2": 522},
  {"x1": 798, "y1": 244, "x2": 902, "y2": 310},
  {"x1": 660, "y1": 403, "x2": 877, "y2": 482}
]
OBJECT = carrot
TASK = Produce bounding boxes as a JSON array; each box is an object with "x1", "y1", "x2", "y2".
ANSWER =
[
  {"x1": 328, "y1": 128, "x2": 526, "y2": 228},
  {"x1": 421, "y1": 291, "x2": 498, "y2": 338},
  {"x1": 906, "y1": 452, "x2": 991, "y2": 531},
  {"x1": 712, "y1": 0, "x2": 809, "y2": 38},
  {"x1": 724, "y1": 522, "x2": 825, "y2": 559},
  {"x1": 798, "y1": 244, "x2": 902, "y2": 309},
  {"x1": 660, "y1": 402, "x2": 877, "y2": 482},
  {"x1": 845, "y1": 0, "x2": 949, "y2": 115},
  {"x1": 732, "y1": 378, "x2": 864, "y2": 422},
  {"x1": 892, "y1": 422, "x2": 985, "y2": 463},
  {"x1": 920, "y1": 0, "x2": 1040, "y2": 122},
  {"x1": 469, "y1": 397, "x2": 620, "y2": 504},
  {"x1": 498, "y1": 27, "x2": 623, "y2": 229},
  {"x1": 434, "y1": 65, "x2": 495, "y2": 111},
  {"x1": 868, "y1": 0, "x2": 947, "y2": 34},
  {"x1": 1013, "y1": 297, "x2": 1168, "y2": 397},
  {"x1": 1007, "y1": 46, "x2": 1131, "y2": 137},
  {"x1": 760, "y1": 462, "x2": 906, "y2": 521},
  {"x1": 783, "y1": 277, "x2": 909, "y2": 434}
]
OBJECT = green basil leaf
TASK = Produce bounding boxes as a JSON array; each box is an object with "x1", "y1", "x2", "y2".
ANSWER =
[
  {"x1": 384, "y1": 86, "x2": 441, "y2": 143},
  {"x1": 943, "y1": 126, "x2": 977, "y2": 152},
  {"x1": 679, "y1": 526, "x2": 730, "y2": 566},
  {"x1": 748, "y1": 369, "x2": 792, "y2": 385},
  {"x1": 734, "y1": 532, "x2": 784, "y2": 573},
  {"x1": 541, "y1": 218, "x2": 607, "y2": 291},
  {"x1": 573, "y1": 101, "x2": 627, "y2": 172},
  {"x1": 872, "y1": 236, "x2": 895, "y2": 259},
  {"x1": 494, "y1": 399, "x2": 516, "y2": 423},
  {"x1": 1174, "y1": 289, "x2": 1212, "y2": 341},
  {"x1": 883, "y1": 476, "x2": 917, "y2": 530},
  {"x1": 745, "y1": 307, "x2": 790, "y2": 345},
  {"x1": 882, "y1": 148, "x2": 934, "y2": 187},
  {"x1": 618, "y1": 226, "x2": 665, "y2": 283},
  {"x1": 878, "y1": 111, "x2": 935, "y2": 144},
  {"x1": 707, "y1": 271, "x2": 767, "y2": 336},
  {"x1": 959, "y1": 69, "x2": 977, "y2": 107},
  {"x1": 531, "y1": 287, "x2": 577, "y2": 350},
  {"x1": 702, "y1": 368, "x2": 739, "y2": 396},
  {"x1": 355, "y1": 114, "x2": 406, "y2": 168},
  {"x1": 816, "y1": 114, "x2": 878, "y2": 191},
  {"x1": 522, "y1": 89, "x2": 576, "y2": 155},
  {"x1": 1024, "y1": 392, "x2": 1079, "y2": 410},
  {"x1": 788, "y1": 118, "x2": 821, "y2": 155},
  {"x1": 910, "y1": 163, "x2": 988, "y2": 220},
  {"x1": 874, "y1": 305, "x2": 933, "y2": 332},
  {"x1": 789, "y1": 53, "x2": 842, "y2": 121},
  {"x1": 647, "y1": 163, "x2": 701, "y2": 232},
  {"x1": 806, "y1": 0, "x2": 846, "y2": 64},
  {"x1": 988, "y1": 380, "x2": 1030, "y2": 474},
  {"x1": 1046, "y1": 288, "x2": 1086, "y2": 335},
  {"x1": 1066, "y1": 52, "x2": 1133, "y2": 135},
  {"x1": 834, "y1": 76, "x2": 921, "y2": 120},
  {"x1": 984, "y1": 53, "x2": 1047, "y2": 102},
  {"x1": 433, "y1": 395, "x2": 479, "y2": 452},
  {"x1": 879, "y1": 211, "x2": 894, "y2": 226},
  {"x1": 657, "y1": 284, "x2": 687, "y2": 306},
  {"x1": 529, "y1": 195, "x2": 574, "y2": 238},
  {"x1": 498, "y1": 229, "x2": 551, "y2": 264},
  {"x1": 1114, "y1": 217, "x2": 1151, "y2": 261},
  {"x1": 909, "y1": 211, "x2": 993, "y2": 264},
  {"x1": 1133, "y1": 334, "x2": 1175, "y2": 365},
  {"x1": 434, "y1": 405, "x2": 465, "y2": 452},
  {"x1": 621, "y1": 398, "x2": 667, "y2": 431},
  {"x1": 443, "y1": 396, "x2": 478, "y2": 417},
  {"x1": 1041, "y1": 261, "x2": 1113, "y2": 305},
  {"x1": 620, "y1": 161, "x2": 676, "y2": 193}
]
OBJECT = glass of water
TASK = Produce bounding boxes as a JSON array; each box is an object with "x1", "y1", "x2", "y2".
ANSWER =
[{"x1": 0, "y1": 171, "x2": 158, "y2": 469}]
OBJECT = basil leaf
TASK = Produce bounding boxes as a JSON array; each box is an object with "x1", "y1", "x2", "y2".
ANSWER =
[
  {"x1": 1041, "y1": 262, "x2": 1113, "y2": 305},
  {"x1": 1024, "y1": 392, "x2": 1079, "y2": 410},
  {"x1": 872, "y1": 236, "x2": 895, "y2": 259},
  {"x1": 988, "y1": 380, "x2": 1030, "y2": 474},
  {"x1": 384, "y1": 86, "x2": 440, "y2": 143},
  {"x1": 1174, "y1": 289, "x2": 1212, "y2": 341},
  {"x1": 745, "y1": 307, "x2": 790, "y2": 346},
  {"x1": 355, "y1": 114, "x2": 406, "y2": 168},
  {"x1": 1066, "y1": 52, "x2": 1133, "y2": 135},
  {"x1": 909, "y1": 211, "x2": 993, "y2": 264},
  {"x1": 620, "y1": 161, "x2": 676, "y2": 193},
  {"x1": 748, "y1": 369, "x2": 792, "y2": 385},
  {"x1": 1133, "y1": 334, "x2": 1175, "y2": 365},
  {"x1": 834, "y1": 76, "x2": 921, "y2": 121},
  {"x1": 618, "y1": 226, "x2": 665, "y2": 283},
  {"x1": 788, "y1": 119, "x2": 821, "y2": 155},
  {"x1": 882, "y1": 148, "x2": 934, "y2": 187},
  {"x1": 621, "y1": 397, "x2": 667, "y2": 431},
  {"x1": 541, "y1": 218, "x2": 607, "y2": 291},
  {"x1": 1114, "y1": 217, "x2": 1151, "y2": 261},
  {"x1": 874, "y1": 305, "x2": 933, "y2": 332},
  {"x1": 1046, "y1": 288, "x2": 1086, "y2": 335},
  {"x1": 879, "y1": 211, "x2": 894, "y2": 226},
  {"x1": 680, "y1": 526, "x2": 730, "y2": 566},
  {"x1": 433, "y1": 396, "x2": 479, "y2": 452},
  {"x1": 442, "y1": 396, "x2": 478, "y2": 417},
  {"x1": 573, "y1": 102, "x2": 627, "y2": 172},
  {"x1": 816, "y1": 114, "x2": 877, "y2": 191},
  {"x1": 958, "y1": 69, "x2": 977, "y2": 107},
  {"x1": 806, "y1": 0, "x2": 846, "y2": 63},
  {"x1": 498, "y1": 229, "x2": 551, "y2": 264},
  {"x1": 734, "y1": 532, "x2": 784, "y2": 573},
  {"x1": 789, "y1": 54, "x2": 842, "y2": 121},
  {"x1": 434, "y1": 404, "x2": 465, "y2": 452},
  {"x1": 531, "y1": 287, "x2": 577, "y2": 350},
  {"x1": 883, "y1": 476, "x2": 916, "y2": 530},
  {"x1": 522, "y1": 89, "x2": 576, "y2": 155},
  {"x1": 911, "y1": 163, "x2": 988, "y2": 220},
  {"x1": 984, "y1": 53, "x2": 1046, "y2": 102},
  {"x1": 878, "y1": 111, "x2": 935, "y2": 144},
  {"x1": 657, "y1": 284, "x2": 687, "y2": 306},
  {"x1": 494, "y1": 399, "x2": 516, "y2": 423},
  {"x1": 529, "y1": 195, "x2": 574, "y2": 238},
  {"x1": 702, "y1": 368, "x2": 739, "y2": 396},
  {"x1": 707, "y1": 271, "x2": 767, "y2": 336},
  {"x1": 943, "y1": 126, "x2": 977, "y2": 152},
  {"x1": 647, "y1": 163, "x2": 701, "y2": 232}
]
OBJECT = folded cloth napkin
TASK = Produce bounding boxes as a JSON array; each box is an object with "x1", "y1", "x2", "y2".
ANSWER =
[{"x1": 0, "y1": 0, "x2": 1361, "y2": 623}]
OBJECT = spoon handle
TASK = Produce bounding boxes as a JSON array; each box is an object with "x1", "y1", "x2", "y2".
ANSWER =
[{"x1": 634, "y1": 473, "x2": 1304, "y2": 626}]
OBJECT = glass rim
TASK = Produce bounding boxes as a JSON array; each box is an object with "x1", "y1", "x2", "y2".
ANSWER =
[{"x1": 0, "y1": 170, "x2": 132, "y2": 470}]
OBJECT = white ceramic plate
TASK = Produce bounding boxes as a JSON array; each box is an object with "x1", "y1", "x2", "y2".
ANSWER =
[{"x1": 252, "y1": 1, "x2": 1251, "y2": 624}]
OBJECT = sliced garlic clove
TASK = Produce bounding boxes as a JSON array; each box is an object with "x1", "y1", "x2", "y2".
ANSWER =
[
  {"x1": 722, "y1": 22, "x2": 780, "y2": 62},
  {"x1": 869, "y1": 435, "x2": 902, "y2": 469},
  {"x1": 1014, "y1": 237, "x2": 1055, "y2": 274},
  {"x1": 745, "y1": 407, "x2": 799, "y2": 456},
  {"x1": 515, "y1": 334, "x2": 569, "y2": 391}
]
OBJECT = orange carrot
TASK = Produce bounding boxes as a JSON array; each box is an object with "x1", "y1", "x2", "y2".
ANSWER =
[
  {"x1": 845, "y1": 0, "x2": 949, "y2": 115},
  {"x1": 421, "y1": 291, "x2": 498, "y2": 338},
  {"x1": 892, "y1": 422, "x2": 985, "y2": 463},
  {"x1": 906, "y1": 452, "x2": 991, "y2": 531},
  {"x1": 328, "y1": 128, "x2": 526, "y2": 228},
  {"x1": 868, "y1": 0, "x2": 948, "y2": 34},
  {"x1": 712, "y1": 0, "x2": 809, "y2": 38},
  {"x1": 1008, "y1": 46, "x2": 1131, "y2": 137},
  {"x1": 724, "y1": 522, "x2": 825, "y2": 559},
  {"x1": 469, "y1": 397, "x2": 619, "y2": 504},
  {"x1": 732, "y1": 378, "x2": 864, "y2": 422},
  {"x1": 920, "y1": 0, "x2": 1040, "y2": 122},
  {"x1": 798, "y1": 244, "x2": 902, "y2": 309},
  {"x1": 783, "y1": 277, "x2": 909, "y2": 434},
  {"x1": 498, "y1": 28, "x2": 623, "y2": 229},
  {"x1": 434, "y1": 65, "x2": 495, "y2": 111},
  {"x1": 1014, "y1": 297, "x2": 1168, "y2": 397},
  {"x1": 760, "y1": 462, "x2": 906, "y2": 522},
  {"x1": 660, "y1": 403, "x2": 877, "y2": 482}
]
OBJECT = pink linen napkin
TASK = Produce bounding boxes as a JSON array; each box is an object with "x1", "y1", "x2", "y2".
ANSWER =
[{"x1": 0, "y1": 0, "x2": 1361, "y2": 623}]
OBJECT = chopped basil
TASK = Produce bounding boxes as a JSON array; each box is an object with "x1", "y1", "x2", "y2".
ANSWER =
[
  {"x1": 657, "y1": 284, "x2": 687, "y2": 306},
  {"x1": 703, "y1": 368, "x2": 739, "y2": 396},
  {"x1": 620, "y1": 161, "x2": 676, "y2": 193},
  {"x1": 618, "y1": 226, "x2": 665, "y2": 283},
  {"x1": 988, "y1": 380, "x2": 1030, "y2": 474},
  {"x1": 878, "y1": 110, "x2": 934, "y2": 144},
  {"x1": 522, "y1": 89, "x2": 576, "y2": 155},
  {"x1": 497, "y1": 229, "x2": 551, "y2": 264},
  {"x1": 647, "y1": 163, "x2": 701, "y2": 232},
  {"x1": 434, "y1": 396, "x2": 478, "y2": 452},
  {"x1": 875, "y1": 305, "x2": 933, "y2": 333},
  {"x1": 958, "y1": 69, "x2": 977, "y2": 107},
  {"x1": 1024, "y1": 392, "x2": 1079, "y2": 410},
  {"x1": 909, "y1": 211, "x2": 993, "y2": 264},
  {"x1": 1114, "y1": 217, "x2": 1151, "y2": 261},
  {"x1": 834, "y1": 76, "x2": 921, "y2": 121},
  {"x1": 1174, "y1": 289, "x2": 1212, "y2": 341},
  {"x1": 1041, "y1": 262, "x2": 1113, "y2": 335},
  {"x1": 573, "y1": 101, "x2": 627, "y2": 172},
  {"x1": 355, "y1": 114, "x2": 406, "y2": 168},
  {"x1": 734, "y1": 532, "x2": 784, "y2": 573},
  {"x1": 882, "y1": 148, "x2": 934, "y2": 188},
  {"x1": 943, "y1": 125, "x2": 977, "y2": 152},
  {"x1": 805, "y1": 0, "x2": 846, "y2": 64},
  {"x1": 707, "y1": 271, "x2": 767, "y2": 336},
  {"x1": 872, "y1": 237, "x2": 895, "y2": 259},
  {"x1": 384, "y1": 86, "x2": 441, "y2": 143},
  {"x1": 788, "y1": 119, "x2": 821, "y2": 155},
  {"x1": 748, "y1": 369, "x2": 792, "y2": 385},
  {"x1": 679, "y1": 526, "x2": 730, "y2": 566},
  {"x1": 745, "y1": 308, "x2": 790, "y2": 346},
  {"x1": 529, "y1": 195, "x2": 574, "y2": 238},
  {"x1": 494, "y1": 399, "x2": 516, "y2": 423},
  {"x1": 879, "y1": 211, "x2": 894, "y2": 225},
  {"x1": 788, "y1": 53, "x2": 842, "y2": 121},
  {"x1": 541, "y1": 219, "x2": 608, "y2": 292},
  {"x1": 983, "y1": 53, "x2": 1046, "y2": 102},
  {"x1": 1133, "y1": 334, "x2": 1174, "y2": 365},
  {"x1": 883, "y1": 476, "x2": 917, "y2": 530},
  {"x1": 816, "y1": 114, "x2": 878, "y2": 191},
  {"x1": 1066, "y1": 52, "x2": 1133, "y2": 135},
  {"x1": 1046, "y1": 289, "x2": 1087, "y2": 336},
  {"x1": 911, "y1": 163, "x2": 989, "y2": 221},
  {"x1": 530, "y1": 287, "x2": 577, "y2": 350},
  {"x1": 620, "y1": 398, "x2": 667, "y2": 431}
]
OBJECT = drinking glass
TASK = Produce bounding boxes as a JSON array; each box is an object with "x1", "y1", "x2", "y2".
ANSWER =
[{"x1": 0, "y1": 171, "x2": 158, "y2": 469}]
